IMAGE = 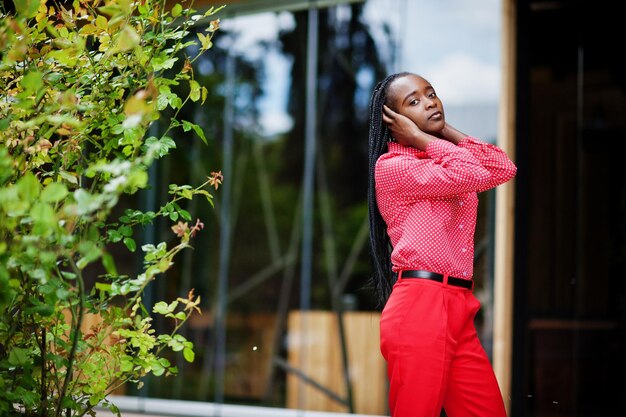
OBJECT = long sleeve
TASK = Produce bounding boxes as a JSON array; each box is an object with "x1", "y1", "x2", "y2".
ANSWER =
[
  {"x1": 457, "y1": 137, "x2": 517, "y2": 192},
  {"x1": 375, "y1": 139, "x2": 493, "y2": 201}
]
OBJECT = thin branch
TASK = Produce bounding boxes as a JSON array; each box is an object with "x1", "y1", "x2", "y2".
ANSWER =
[
  {"x1": 54, "y1": 258, "x2": 85, "y2": 417},
  {"x1": 37, "y1": 325, "x2": 47, "y2": 417}
]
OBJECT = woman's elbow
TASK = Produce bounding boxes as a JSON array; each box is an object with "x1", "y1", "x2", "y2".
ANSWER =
[
  {"x1": 504, "y1": 162, "x2": 518, "y2": 182},
  {"x1": 490, "y1": 163, "x2": 517, "y2": 188}
]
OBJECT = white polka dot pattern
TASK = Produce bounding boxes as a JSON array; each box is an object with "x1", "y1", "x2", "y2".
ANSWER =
[{"x1": 375, "y1": 137, "x2": 517, "y2": 279}]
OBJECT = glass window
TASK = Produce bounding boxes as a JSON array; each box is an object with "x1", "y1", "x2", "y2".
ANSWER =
[{"x1": 119, "y1": 1, "x2": 503, "y2": 415}]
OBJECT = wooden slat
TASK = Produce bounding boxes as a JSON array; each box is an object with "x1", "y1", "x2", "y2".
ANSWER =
[
  {"x1": 342, "y1": 311, "x2": 386, "y2": 415},
  {"x1": 287, "y1": 310, "x2": 385, "y2": 414},
  {"x1": 492, "y1": 0, "x2": 517, "y2": 413},
  {"x1": 287, "y1": 311, "x2": 345, "y2": 412}
]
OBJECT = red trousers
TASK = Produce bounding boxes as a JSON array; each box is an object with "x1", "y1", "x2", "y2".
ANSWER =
[{"x1": 380, "y1": 275, "x2": 507, "y2": 417}]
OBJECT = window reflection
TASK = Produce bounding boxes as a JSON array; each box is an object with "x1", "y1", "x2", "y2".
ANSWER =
[{"x1": 122, "y1": 1, "x2": 503, "y2": 415}]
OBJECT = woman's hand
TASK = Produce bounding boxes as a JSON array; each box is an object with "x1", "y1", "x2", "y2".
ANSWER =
[{"x1": 382, "y1": 105, "x2": 433, "y2": 150}]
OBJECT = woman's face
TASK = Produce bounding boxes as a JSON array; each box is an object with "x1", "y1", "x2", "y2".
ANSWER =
[{"x1": 386, "y1": 74, "x2": 445, "y2": 134}]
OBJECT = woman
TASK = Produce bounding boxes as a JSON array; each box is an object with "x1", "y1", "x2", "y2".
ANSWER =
[{"x1": 367, "y1": 72, "x2": 517, "y2": 417}]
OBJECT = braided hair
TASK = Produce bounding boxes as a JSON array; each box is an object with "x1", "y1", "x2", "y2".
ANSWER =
[{"x1": 367, "y1": 72, "x2": 412, "y2": 308}]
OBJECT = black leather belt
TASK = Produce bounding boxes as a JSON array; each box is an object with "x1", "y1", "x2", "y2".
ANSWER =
[{"x1": 394, "y1": 269, "x2": 473, "y2": 290}]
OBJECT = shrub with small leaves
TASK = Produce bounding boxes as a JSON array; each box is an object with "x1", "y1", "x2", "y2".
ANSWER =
[{"x1": 0, "y1": 0, "x2": 224, "y2": 415}]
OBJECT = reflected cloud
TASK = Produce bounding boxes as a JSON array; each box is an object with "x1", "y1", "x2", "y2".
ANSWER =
[{"x1": 423, "y1": 53, "x2": 500, "y2": 106}]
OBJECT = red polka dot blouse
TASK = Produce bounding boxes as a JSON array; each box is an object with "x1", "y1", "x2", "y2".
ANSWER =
[{"x1": 375, "y1": 137, "x2": 517, "y2": 280}]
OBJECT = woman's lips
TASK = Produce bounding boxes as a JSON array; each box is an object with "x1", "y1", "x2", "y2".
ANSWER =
[{"x1": 429, "y1": 111, "x2": 442, "y2": 120}]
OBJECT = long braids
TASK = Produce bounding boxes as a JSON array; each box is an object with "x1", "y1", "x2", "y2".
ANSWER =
[{"x1": 367, "y1": 72, "x2": 411, "y2": 308}]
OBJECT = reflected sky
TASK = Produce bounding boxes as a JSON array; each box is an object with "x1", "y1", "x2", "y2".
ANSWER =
[
  {"x1": 216, "y1": 0, "x2": 501, "y2": 140},
  {"x1": 364, "y1": 0, "x2": 501, "y2": 106},
  {"x1": 218, "y1": 12, "x2": 295, "y2": 136}
]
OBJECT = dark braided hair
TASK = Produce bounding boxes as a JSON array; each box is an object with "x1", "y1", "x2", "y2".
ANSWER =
[{"x1": 367, "y1": 72, "x2": 412, "y2": 308}]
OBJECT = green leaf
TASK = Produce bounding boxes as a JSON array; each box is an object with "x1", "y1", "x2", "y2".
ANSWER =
[
  {"x1": 191, "y1": 124, "x2": 208, "y2": 144},
  {"x1": 59, "y1": 171, "x2": 78, "y2": 185},
  {"x1": 183, "y1": 347, "x2": 195, "y2": 363},
  {"x1": 152, "y1": 361, "x2": 165, "y2": 376},
  {"x1": 8, "y1": 348, "x2": 30, "y2": 366},
  {"x1": 169, "y1": 95, "x2": 183, "y2": 109},
  {"x1": 181, "y1": 120, "x2": 207, "y2": 144},
  {"x1": 61, "y1": 271, "x2": 77, "y2": 280},
  {"x1": 111, "y1": 124, "x2": 125, "y2": 135},
  {"x1": 179, "y1": 209, "x2": 191, "y2": 221},
  {"x1": 123, "y1": 237, "x2": 136, "y2": 252},
  {"x1": 77, "y1": 242, "x2": 102, "y2": 269},
  {"x1": 153, "y1": 300, "x2": 178, "y2": 315},
  {"x1": 144, "y1": 136, "x2": 176, "y2": 158},
  {"x1": 171, "y1": 3, "x2": 183, "y2": 17},
  {"x1": 109, "y1": 26, "x2": 140, "y2": 55},
  {"x1": 12, "y1": 387, "x2": 39, "y2": 407},
  {"x1": 119, "y1": 225, "x2": 133, "y2": 237},
  {"x1": 41, "y1": 182, "x2": 68, "y2": 203},
  {"x1": 152, "y1": 56, "x2": 178, "y2": 71},
  {"x1": 17, "y1": 172, "x2": 40, "y2": 203},
  {"x1": 168, "y1": 339, "x2": 184, "y2": 352},
  {"x1": 108, "y1": 230, "x2": 123, "y2": 243},
  {"x1": 181, "y1": 120, "x2": 194, "y2": 132},
  {"x1": 120, "y1": 356, "x2": 133, "y2": 372},
  {"x1": 89, "y1": 395, "x2": 103, "y2": 406},
  {"x1": 189, "y1": 80, "x2": 201, "y2": 102},
  {"x1": 95, "y1": 282, "x2": 112, "y2": 293},
  {"x1": 30, "y1": 202, "x2": 55, "y2": 225},
  {"x1": 14, "y1": 0, "x2": 39, "y2": 18},
  {"x1": 79, "y1": 23, "x2": 99, "y2": 35},
  {"x1": 20, "y1": 71, "x2": 44, "y2": 94},
  {"x1": 153, "y1": 302, "x2": 168, "y2": 315},
  {"x1": 0, "y1": 116, "x2": 12, "y2": 131},
  {"x1": 56, "y1": 287, "x2": 71, "y2": 300},
  {"x1": 102, "y1": 253, "x2": 118, "y2": 275},
  {"x1": 96, "y1": 15, "x2": 108, "y2": 30},
  {"x1": 197, "y1": 33, "x2": 213, "y2": 51},
  {"x1": 47, "y1": 49, "x2": 79, "y2": 67}
]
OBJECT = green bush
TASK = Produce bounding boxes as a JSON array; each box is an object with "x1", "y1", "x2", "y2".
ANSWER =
[{"x1": 0, "y1": 0, "x2": 223, "y2": 415}]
